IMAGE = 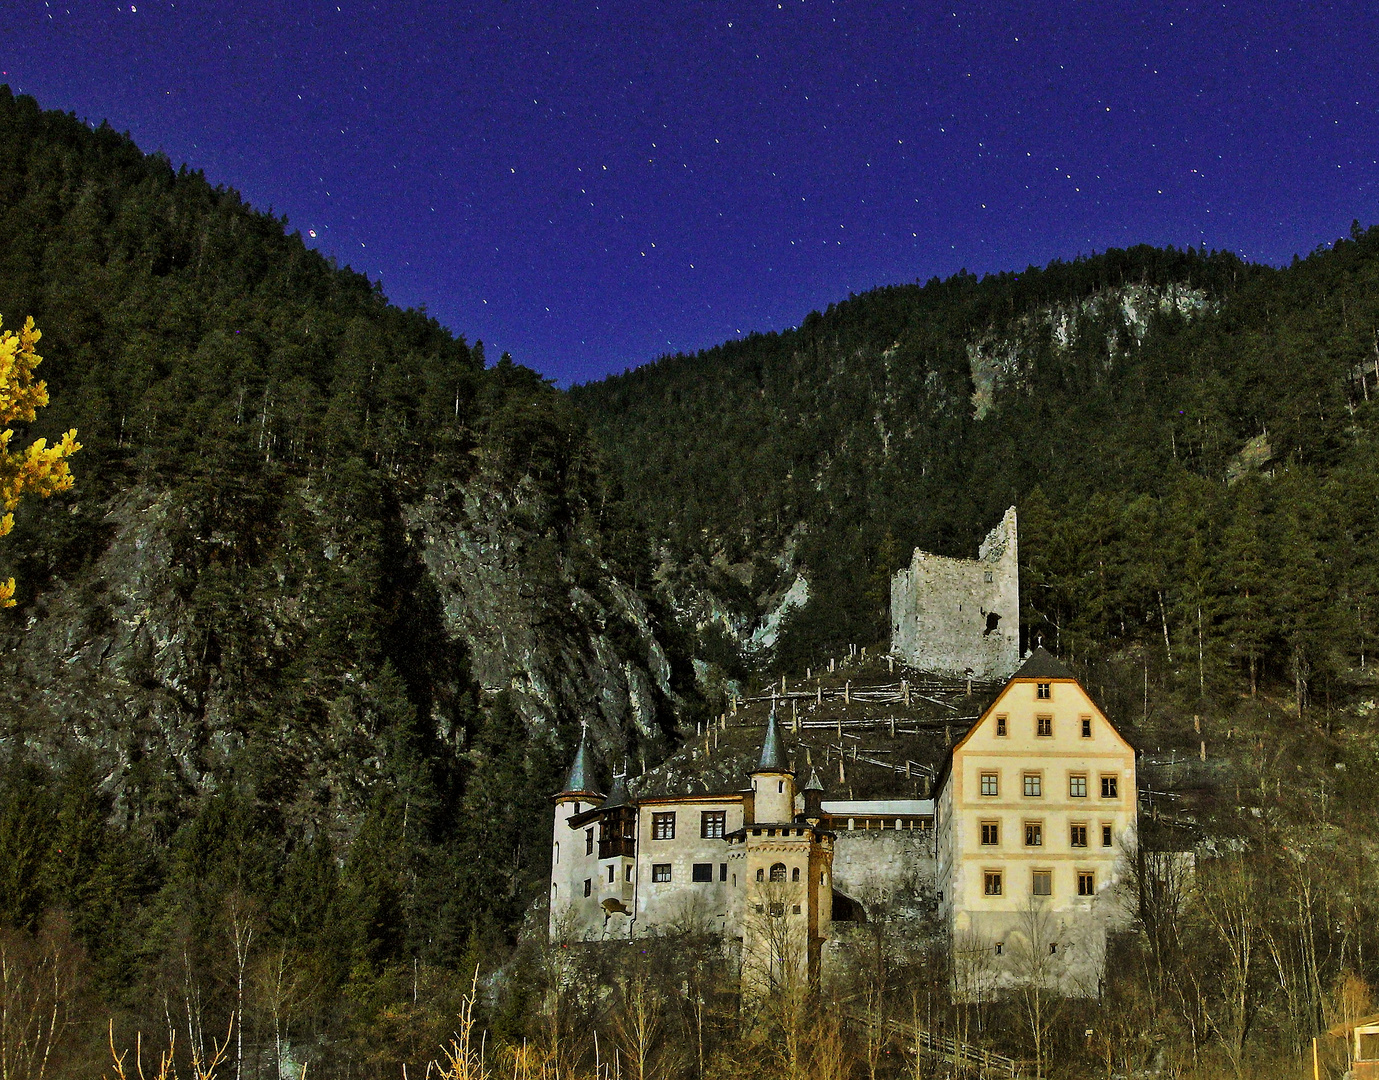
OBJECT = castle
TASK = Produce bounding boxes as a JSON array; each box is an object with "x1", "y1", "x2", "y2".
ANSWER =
[{"x1": 548, "y1": 508, "x2": 1136, "y2": 998}]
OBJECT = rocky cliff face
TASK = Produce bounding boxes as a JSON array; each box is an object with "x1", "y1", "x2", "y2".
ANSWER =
[
  {"x1": 967, "y1": 282, "x2": 1211, "y2": 419},
  {"x1": 404, "y1": 483, "x2": 682, "y2": 747},
  {"x1": 0, "y1": 466, "x2": 688, "y2": 832}
]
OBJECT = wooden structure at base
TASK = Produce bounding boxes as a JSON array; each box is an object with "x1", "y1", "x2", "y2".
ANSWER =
[
  {"x1": 1327, "y1": 1013, "x2": 1379, "y2": 1079},
  {"x1": 850, "y1": 1010, "x2": 1026, "y2": 1078}
]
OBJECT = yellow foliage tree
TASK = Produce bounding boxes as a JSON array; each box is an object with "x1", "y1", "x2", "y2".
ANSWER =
[{"x1": 0, "y1": 316, "x2": 80, "y2": 607}]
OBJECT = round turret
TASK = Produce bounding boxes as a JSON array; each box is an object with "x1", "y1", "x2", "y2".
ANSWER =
[{"x1": 750, "y1": 711, "x2": 796, "y2": 823}]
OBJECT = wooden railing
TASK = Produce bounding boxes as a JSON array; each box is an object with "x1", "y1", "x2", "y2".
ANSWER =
[{"x1": 845, "y1": 1009, "x2": 1026, "y2": 1078}]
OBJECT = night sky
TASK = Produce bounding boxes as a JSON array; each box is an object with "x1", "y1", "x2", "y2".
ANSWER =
[{"x1": 3, "y1": 2, "x2": 1377, "y2": 386}]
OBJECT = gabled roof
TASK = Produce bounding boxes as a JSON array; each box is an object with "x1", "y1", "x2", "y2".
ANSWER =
[
  {"x1": 932, "y1": 648, "x2": 1133, "y2": 798},
  {"x1": 560, "y1": 730, "x2": 601, "y2": 796},
  {"x1": 1010, "y1": 646, "x2": 1075, "y2": 681},
  {"x1": 754, "y1": 710, "x2": 792, "y2": 773}
]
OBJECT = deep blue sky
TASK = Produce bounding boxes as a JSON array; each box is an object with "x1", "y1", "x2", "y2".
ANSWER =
[{"x1": 3, "y1": 1, "x2": 1377, "y2": 385}]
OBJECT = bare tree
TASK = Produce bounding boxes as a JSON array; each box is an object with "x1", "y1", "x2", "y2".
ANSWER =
[
  {"x1": 1195, "y1": 854, "x2": 1263, "y2": 1078},
  {"x1": 0, "y1": 916, "x2": 83, "y2": 1080},
  {"x1": 743, "y1": 879, "x2": 811, "y2": 1078},
  {"x1": 249, "y1": 946, "x2": 313, "y2": 1080},
  {"x1": 1009, "y1": 898, "x2": 1064, "y2": 1080},
  {"x1": 221, "y1": 894, "x2": 260, "y2": 1080},
  {"x1": 608, "y1": 960, "x2": 667, "y2": 1080},
  {"x1": 949, "y1": 927, "x2": 996, "y2": 1052}
]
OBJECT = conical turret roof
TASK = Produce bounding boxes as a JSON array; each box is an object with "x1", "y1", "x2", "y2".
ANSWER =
[
  {"x1": 754, "y1": 710, "x2": 792, "y2": 773},
  {"x1": 560, "y1": 730, "x2": 601, "y2": 796},
  {"x1": 804, "y1": 766, "x2": 825, "y2": 792}
]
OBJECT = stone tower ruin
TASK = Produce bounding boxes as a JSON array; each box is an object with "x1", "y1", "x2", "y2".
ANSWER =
[{"x1": 889, "y1": 506, "x2": 1019, "y2": 680}]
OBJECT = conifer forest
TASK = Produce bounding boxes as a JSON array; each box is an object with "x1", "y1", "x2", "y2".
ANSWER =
[{"x1": 3, "y1": 87, "x2": 1379, "y2": 1078}]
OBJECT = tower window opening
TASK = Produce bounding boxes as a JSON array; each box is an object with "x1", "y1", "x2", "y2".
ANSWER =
[{"x1": 770, "y1": 863, "x2": 787, "y2": 882}]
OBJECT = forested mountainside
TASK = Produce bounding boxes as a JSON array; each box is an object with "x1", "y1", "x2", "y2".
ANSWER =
[
  {"x1": 0, "y1": 87, "x2": 698, "y2": 1069},
  {"x1": 572, "y1": 231, "x2": 1379, "y2": 717}
]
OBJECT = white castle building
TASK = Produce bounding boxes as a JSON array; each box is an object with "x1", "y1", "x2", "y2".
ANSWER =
[{"x1": 548, "y1": 646, "x2": 1136, "y2": 997}]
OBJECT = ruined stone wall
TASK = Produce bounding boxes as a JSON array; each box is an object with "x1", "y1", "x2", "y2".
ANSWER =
[{"x1": 890, "y1": 506, "x2": 1019, "y2": 680}]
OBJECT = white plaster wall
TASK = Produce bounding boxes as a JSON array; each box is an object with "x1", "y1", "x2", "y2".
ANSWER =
[
  {"x1": 549, "y1": 797, "x2": 609, "y2": 940},
  {"x1": 634, "y1": 799, "x2": 744, "y2": 932}
]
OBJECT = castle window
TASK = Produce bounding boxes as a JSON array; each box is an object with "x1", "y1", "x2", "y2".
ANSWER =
[
  {"x1": 996, "y1": 715, "x2": 1007, "y2": 737},
  {"x1": 585, "y1": 829, "x2": 594, "y2": 855},
  {"x1": 552, "y1": 883, "x2": 556, "y2": 896},
  {"x1": 980, "y1": 821, "x2": 999, "y2": 846},
  {"x1": 626, "y1": 865, "x2": 633, "y2": 882},
  {"x1": 1049, "y1": 943, "x2": 1058, "y2": 955},
  {"x1": 1024, "y1": 821, "x2": 1043, "y2": 847},
  {"x1": 984, "y1": 570, "x2": 994, "y2": 583},
  {"x1": 1070, "y1": 823, "x2": 1088, "y2": 848},
  {"x1": 720, "y1": 863, "x2": 728, "y2": 881},
  {"x1": 756, "y1": 868, "x2": 765, "y2": 882},
  {"x1": 1036, "y1": 715, "x2": 1052, "y2": 737},
  {"x1": 1023, "y1": 772, "x2": 1042, "y2": 798},
  {"x1": 553, "y1": 842, "x2": 559, "y2": 864},
  {"x1": 608, "y1": 865, "x2": 614, "y2": 883},
  {"x1": 980, "y1": 772, "x2": 999, "y2": 797},
  {"x1": 769, "y1": 903, "x2": 785, "y2": 917},
  {"x1": 1100, "y1": 775, "x2": 1119, "y2": 799},
  {"x1": 1069, "y1": 774, "x2": 1087, "y2": 799},
  {"x1": 584, "y1": 879, "x2": 591, "y2": 897},
  {"x1": 574, "y1": 803, "x2": 581, "y2": 814},
  {"x1": 791, "y1": 867, "x2": 800, "y2": 882},
  {"x1": 1102, "y1": 823, "x2": 1113, "y2": 848},
  {"x1": 653, "y1": 812, "x2": 676, "y2": 840},
  {"x1": 1081, "y1": 716, "x2": 1092, "y2": 738},
  {"x1": 994, "y1": 942, "x2": 1003, "y2": 955},
  {"x1": 793, "y1": 904, "x2": 801, "y2": 914},
  {"x1": 1078, "y1": 871, "x2": 1095, "y2": 896},
  {"x1": 1037, "y1": 682, "x2": 1051, "y2": 700},
  {"x1": 778, "y1": 780, "x2": 784, "y2": 794},
  {"x1": 984, "y1": 871, "x2": 1003, "y2": 896},
  {"x1": 1032, "y1": 870, "x2": 1051, "y2": 896},
  {"x1": 769, "y1": 863, "x2": 787, "y2": 882},
  {"x1": 692, "y1": 863, "x2": 713, "y2": 882},
  {"x1": 701, "y1": 811, "x2": 726, "y2": 838},
  {"x1": 652, "y1": 864, "x2": 672, "y2": 883}
]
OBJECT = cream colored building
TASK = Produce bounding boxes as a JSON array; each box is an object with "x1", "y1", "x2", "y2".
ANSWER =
[{"x1": 935, "y1": 647, "x2": 1136, "y2": 998}]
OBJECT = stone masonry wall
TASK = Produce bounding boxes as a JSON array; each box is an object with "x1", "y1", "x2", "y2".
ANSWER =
[
  {"x1": 830, "y1": 828, "x2": 936, "y2": 913},
  {"x1": 890, "y1": 506, "x2": 1019, "y2": 680}
]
